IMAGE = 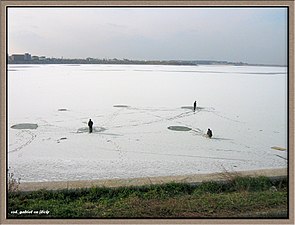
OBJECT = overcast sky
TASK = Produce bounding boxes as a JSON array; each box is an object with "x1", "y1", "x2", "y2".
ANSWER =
[{"x1": 8, "y1": 7, "x2": 287, "y2": 65}]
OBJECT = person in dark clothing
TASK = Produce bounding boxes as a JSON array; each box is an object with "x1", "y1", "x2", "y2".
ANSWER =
[
  {"x1": 193, "y1": 101, "x2": 197, "y2": 112},
  {"x1": 207, "y1": 128, "x2": 213, "y2": 138},
  {"x1": 88, "y1": 119, "x2": 93, "y2": 133}
]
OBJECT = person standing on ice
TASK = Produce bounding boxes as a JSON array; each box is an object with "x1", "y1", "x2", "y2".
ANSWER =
[
  {"x1": 88, "y1": 119, "x2": 93, "y2": 133},
  {"x1": 193, "y1": 101, "x2": 197, "y2": 112},
  {"x1": 207, "y1": 128, "x2": 213, "y2": 138}
]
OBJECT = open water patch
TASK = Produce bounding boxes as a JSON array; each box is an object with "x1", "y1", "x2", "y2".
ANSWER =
[
  {"x1": 168, "y1": 126, "x2": 192, "y2": 131},
  {"x1": 77, "y1": 126, "x2": 106, "y2": 133},
  {"x1": 11, "y1": 123, "x2": 38, "y2": 130},
  {"x1": 113, "y1": 105, "x2": 130, "y2": 108}
]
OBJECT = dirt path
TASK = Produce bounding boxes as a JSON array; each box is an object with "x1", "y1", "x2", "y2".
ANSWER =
[{"x1": 18, "y1": 168, "x2": 287, "y2": 192}]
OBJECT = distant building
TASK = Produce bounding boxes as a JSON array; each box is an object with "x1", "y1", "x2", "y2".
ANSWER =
[
  {"x1": 10, "y1": 53, "x2": 32, "y2": 62},
  {"x1": 86, "y1": 57, "x2": 95, "y2": 62},
  {"x1": 24, "y1": 53, "x2": 31, "y2": 61},
  {"x1": 32, "y1": 56, "x2": 39, "y2": 60},
  {"x1": 11, "y1": 54, "x2": 25, "y2": 61}
]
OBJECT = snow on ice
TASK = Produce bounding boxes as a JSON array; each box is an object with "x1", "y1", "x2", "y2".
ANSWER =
[{"x1": 8, "y1": 64, "x2": 287, "y2": 182}]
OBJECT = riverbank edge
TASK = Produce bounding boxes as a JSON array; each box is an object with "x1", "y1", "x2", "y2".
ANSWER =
[{"x1": 17, "y1": 168, "x2": 287, "y2": 192}]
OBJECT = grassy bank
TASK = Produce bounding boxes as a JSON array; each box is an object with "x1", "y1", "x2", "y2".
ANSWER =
[{"x1": 8, "y1": 176, "x2": 288, "y2": 218}]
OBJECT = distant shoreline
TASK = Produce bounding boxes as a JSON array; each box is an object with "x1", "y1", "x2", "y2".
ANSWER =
[
  {"x1": 7, "y1": 59, "x2": 286, "y2": 67},
  {"x1": 8, "y1": 62, "x2": 286, "y2": 67},
  {"x1": 8, "y1": 64, "x2": 287, "y2": 68}
]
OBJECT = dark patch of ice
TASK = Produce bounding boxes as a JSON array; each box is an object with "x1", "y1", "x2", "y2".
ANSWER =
[
  {"x1": 58, "y1": 108, "x2": 68, "y2": 111},
  {"x1": 11, "y1": 123, "x2": 38, "y2": 130},
  {"x1": 77, "y1": 127, "x2": 106, "y2": 133},
  {"x1": 113, "y1": 105, "x2": 130, "y2": 108},
  {"x1": 168, "y1": 126, "x2": 192, "y2": 131}
]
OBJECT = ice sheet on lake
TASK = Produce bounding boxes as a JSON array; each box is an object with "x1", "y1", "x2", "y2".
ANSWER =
[{"x1": 8, "y1": 64, "x2": 288, "y2": 182}]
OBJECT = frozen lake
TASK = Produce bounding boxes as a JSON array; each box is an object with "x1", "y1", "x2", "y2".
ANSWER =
[{"x1": 8, "y1": 64, "x2": 288, "y2": 182}]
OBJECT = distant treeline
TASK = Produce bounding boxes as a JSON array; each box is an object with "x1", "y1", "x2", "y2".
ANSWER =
[
  {"x1": 8, "y1": 58, "x2": 251, "y2": 66},
  {"x1": 8, "y1": 58, "x2": 286, "y2": 67}
]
